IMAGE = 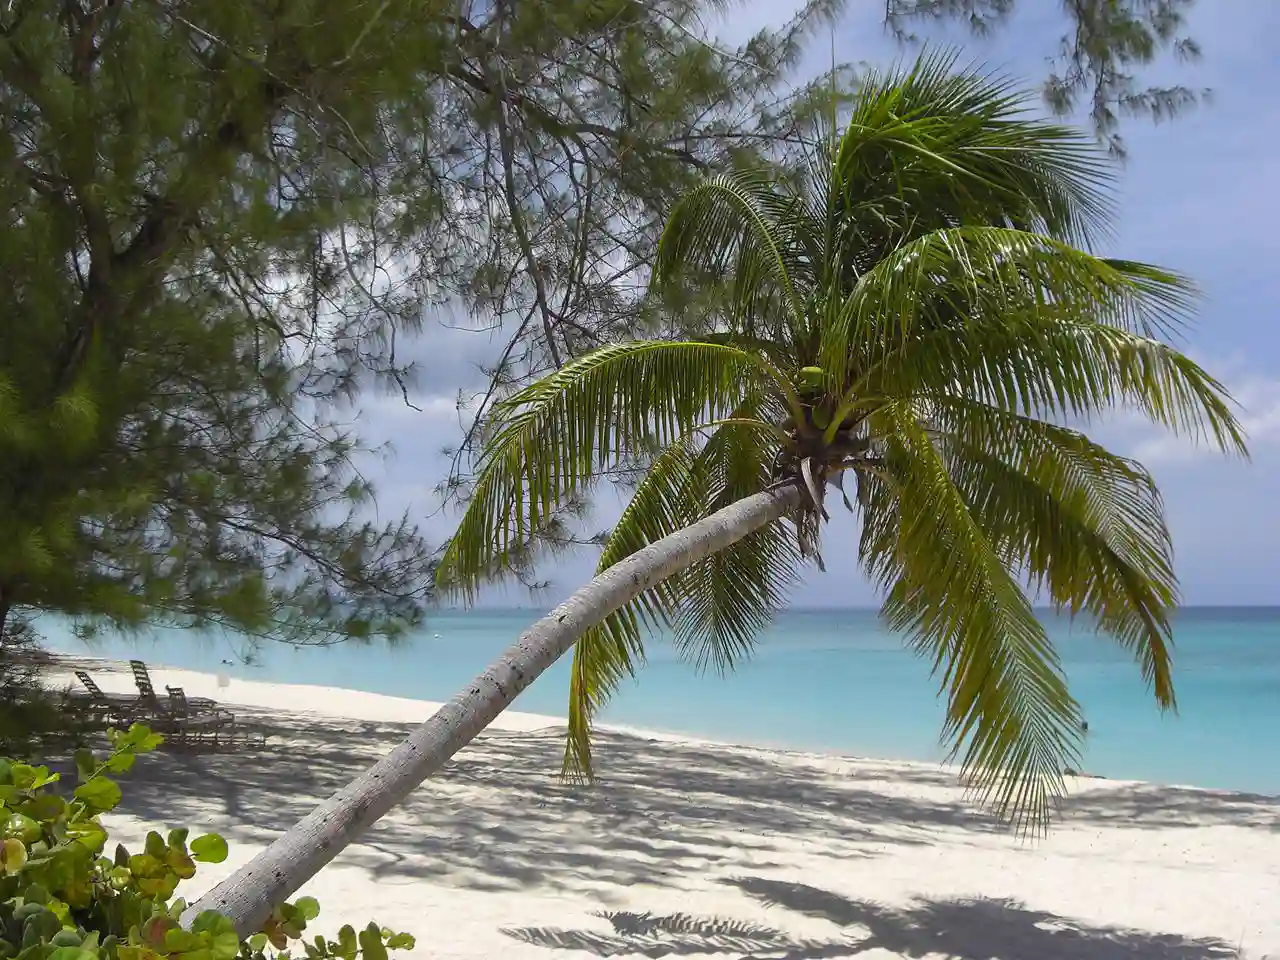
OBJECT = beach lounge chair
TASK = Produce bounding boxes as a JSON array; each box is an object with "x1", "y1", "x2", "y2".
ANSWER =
[
  {"x1": 127, "y1": 659, "x2": 200, "y2": 712},
  {"x1": 126, "y1": 660, "x2": 263, "y2": 750},
  {"x1": 74, "y1": 670, "x2": 140, "y2": 727},
  {"x1": 162, "y1": 686, "x2": 237, "y2": 748},
  {"x1": 168, "y1": 686, "x2": 265, "y2": 750},
  {"x1": 128, "y1": 660, "x2": 164, "y2": 709},
  {"x1": 128, "y1": 660, "x2": 219, "y2": 741},
  {"x1": 166, "y1": 686, "x2": 234, "y2": 723}
]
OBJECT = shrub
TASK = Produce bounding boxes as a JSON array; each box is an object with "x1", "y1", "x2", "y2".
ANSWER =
[{"x1": 0, "y1": 725, "x2": 414, "y2": 960}]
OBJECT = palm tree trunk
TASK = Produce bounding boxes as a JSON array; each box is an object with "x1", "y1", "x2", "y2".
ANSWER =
[{"x1": 189, "y1": 484, "x2": 803, "y2": 935}]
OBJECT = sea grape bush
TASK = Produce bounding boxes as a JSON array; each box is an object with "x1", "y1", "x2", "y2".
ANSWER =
[{"x1": 0, "y1": 725, "x2": 415, "y2": 960}]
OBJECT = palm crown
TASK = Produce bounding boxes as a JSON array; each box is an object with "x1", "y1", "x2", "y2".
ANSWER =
[{"x1": 437, "y1": 53, "x2": 1246, "y2": 830}]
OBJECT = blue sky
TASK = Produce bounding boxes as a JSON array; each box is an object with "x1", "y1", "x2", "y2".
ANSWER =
[{"x1": 365, "y1": 0, "x2": 1279, "y2": 608}]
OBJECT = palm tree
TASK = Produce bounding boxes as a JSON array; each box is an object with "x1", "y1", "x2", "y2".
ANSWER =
[
  {"x1": 192, "y1": 53, "x2": 1245, "y2": 934},
  {"x1": 451, "y1": 53, "x2": 1246, "y2": 814}
]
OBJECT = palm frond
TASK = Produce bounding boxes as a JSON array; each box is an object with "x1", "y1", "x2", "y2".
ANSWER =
[
  {"x1": 654, "y1": 170, "x2": 812, "y2": 346},
  {"x1": 816, "y1": 230, "x2": 1244, "y2": 457},
  {"x1": 563, "y1": 414, "x2": 793, "y2": 780},
  {"x1": 671, "y1": 412, "x2": 803, "y2": 673},
  {"x1": 932, "y1": 398, "x2": 1178, "y2": 706},
  {"x1": 821, "y1": 226, "x2": 1197, "y2": 389},
  {"x1": 872, "y1": 401, "x2": 1083, "y2": 833},
  {"x1": 436, "y1": 341, "x2": 779, "y2": 598},
  {"x1": 832, "y1": 50, "x2": 1115, "y2": 250},
  {"x1": 563, "y1": 436, "x2": 707, "y2": 781},
  {"x1": 930, "y1": 322, "x2": 1241, "y2": 452},
  {"x1": 673, "y1": 522, "x2": 802, "y2": 672}
]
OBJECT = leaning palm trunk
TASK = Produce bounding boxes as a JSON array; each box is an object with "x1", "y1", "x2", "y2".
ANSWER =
[{"x1": 188, "y1": 485, "x2": 802, "y2": 935}]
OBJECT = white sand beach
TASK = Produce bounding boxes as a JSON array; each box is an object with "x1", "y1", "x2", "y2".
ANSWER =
[{"x1": 45, "y1": 660, "x2": 1280, "y2": 960}]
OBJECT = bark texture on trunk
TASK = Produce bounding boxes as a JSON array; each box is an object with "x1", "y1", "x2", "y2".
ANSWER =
[{"x1": 189, "y1": 484, "x2": 803, "y2": 935}]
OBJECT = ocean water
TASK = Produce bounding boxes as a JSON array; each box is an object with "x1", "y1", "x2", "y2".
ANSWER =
[{"x1": 37, "y1": 607, "x2": 1280, "y2": 795}]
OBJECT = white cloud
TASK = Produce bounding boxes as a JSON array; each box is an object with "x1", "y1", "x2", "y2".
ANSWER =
[{"x1": 1126, "y1": 366, "x2": 1280, "y2": 465}]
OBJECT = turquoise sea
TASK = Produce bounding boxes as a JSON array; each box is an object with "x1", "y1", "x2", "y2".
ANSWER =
[{"x1": 38, "y1": 607, "x2": 1280, "y2": 795}]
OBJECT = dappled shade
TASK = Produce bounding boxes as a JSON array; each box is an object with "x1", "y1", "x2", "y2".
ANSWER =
[{"x1": 102, "y1": 713, "x2": 1279, "y2": 893}]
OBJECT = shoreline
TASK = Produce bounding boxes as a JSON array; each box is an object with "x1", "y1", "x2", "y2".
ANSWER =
[
  {"x1": 45, "y1": 653, "x2": 1198, "y2": 796},
  {"x1": 29, "y1": 608, "x2": 1280, "y2": 798}
]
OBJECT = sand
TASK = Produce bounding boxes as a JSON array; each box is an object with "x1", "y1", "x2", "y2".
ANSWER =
[{"x1": 44, "y1": 660, "x2": 1280, "y2": 960}]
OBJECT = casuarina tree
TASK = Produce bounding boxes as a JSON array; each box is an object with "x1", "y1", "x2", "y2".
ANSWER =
[
  {"x1": 0, "y1": 0, "x2": 452, "y2": 648},
  {"x1": 192, "y1": 53, "x2": 1245, "y2": 934},
  {"x1": 0, "y1": 0, "x2": 831, "y2": 648}
]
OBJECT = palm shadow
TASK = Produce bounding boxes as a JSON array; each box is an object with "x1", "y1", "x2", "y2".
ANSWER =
[
  {"x1": 504, "y1": 877, "x2": 1243, "y2": 959},
  {"x1": 504, "y1": 910, "x2": 860, "y2": 958},
  {"x1": 43, "y1": 664, "x2": 1276, "y2": 899},
  {"x1": 90, "y1": 712, "x2": 996, "y2": 896}
]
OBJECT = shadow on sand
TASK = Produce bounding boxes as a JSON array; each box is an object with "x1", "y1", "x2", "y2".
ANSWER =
[
  {"x1": 104, "y1": 713, "x2": 974, "y2": 895},
  {"x1": 505, "y1": 876, "x2": 1242, "y2": 959},
  {"x1": 91, "y1": 705, "x2": 1280, "y2": 901}
]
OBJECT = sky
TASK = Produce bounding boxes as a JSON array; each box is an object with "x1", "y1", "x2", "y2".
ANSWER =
[{"x1": 358, "y1": 0, "x2": 1280, "y2": 609}]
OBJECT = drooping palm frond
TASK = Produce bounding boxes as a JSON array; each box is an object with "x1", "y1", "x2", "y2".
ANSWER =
[
  {"x1": 671, "y1": 411, "x2": 803, "y2": 674},
  {"x1": 930, "y1": 397, "x2": 1178, "y2": 706},
  {"x1": 895, "y1": 320, "x2": 1242, "y2": 451},
  {"x1": 563, "y1": 410, "x2": 798, "y2": 780},
  {"x1": 808, "y1": 227, "x2": 1245, "y2": 462},
  {"x1": 871, "y1": 400, "x2": 1084, "y2": 833},
  {"x1": 436, "y1": 341, "x2": 784, "y2": 598},
  {"x1": 564, "y1": 436, "x2": 707, "y2": 781},
  {"x1": 654, "y1": 169, "x2": 812, "y2": 347}
]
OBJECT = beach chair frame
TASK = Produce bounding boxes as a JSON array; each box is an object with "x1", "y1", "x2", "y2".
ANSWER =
[
  {"x1": 124, "y1": 660, "x2": 264, "y2": 751},
  {"x1": 163, "y1": 686, "x2": 236, "y2": 749},
  {"x1": 74, "y1": 670, "x2": 140, "y2": 728}
]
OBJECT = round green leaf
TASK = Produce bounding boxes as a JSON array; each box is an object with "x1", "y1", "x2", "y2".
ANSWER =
[
  {"x1": 1, "y1": 838, "x2": 27, "y2": 874},
  {"x1": 104, "y1": 752, "x2": 136, "y2": 774},
  {"x1": 47, "y1": 947, "x2": 95, "y2": 960},
  {"x1": 357, "y1": 925, "x2": 388, "y2": 960},
  {"x1": 20, "y1": 793, "x2": 66, "y2": 822},
  {"x1": 210, "y1": 930, "x2": 241, "y2": 960},
  {"x1": 3, "y1": 814, "x2": 41, "y2": 844},
  {"x1": 190, "y1": 833, "x2": 229, "y2": 864},
  {"x1": 72, "y1": 777, "x2": 122, "y2": 814},
  {"x1": 294, "y1": 897, "x2": 321, "y2": 922}
]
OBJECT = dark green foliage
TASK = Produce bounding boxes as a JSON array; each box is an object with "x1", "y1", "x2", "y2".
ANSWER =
[
  {"x1": 0, "y1": 725, "x2": 414, "y2": 960},
  {"x1": 0, "y1": 622, "x2": 95, "y2": 759},
  {"x1": 0, "y1": 1, "x2": 451, "y2": 648},
  {"x1": 0, "y1": 0, "x2": 880, "y2": 643}
]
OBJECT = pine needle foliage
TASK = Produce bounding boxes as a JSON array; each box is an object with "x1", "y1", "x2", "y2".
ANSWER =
[{"x1": 0, "y1": 0, "x2": 455, "y2": 646}]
